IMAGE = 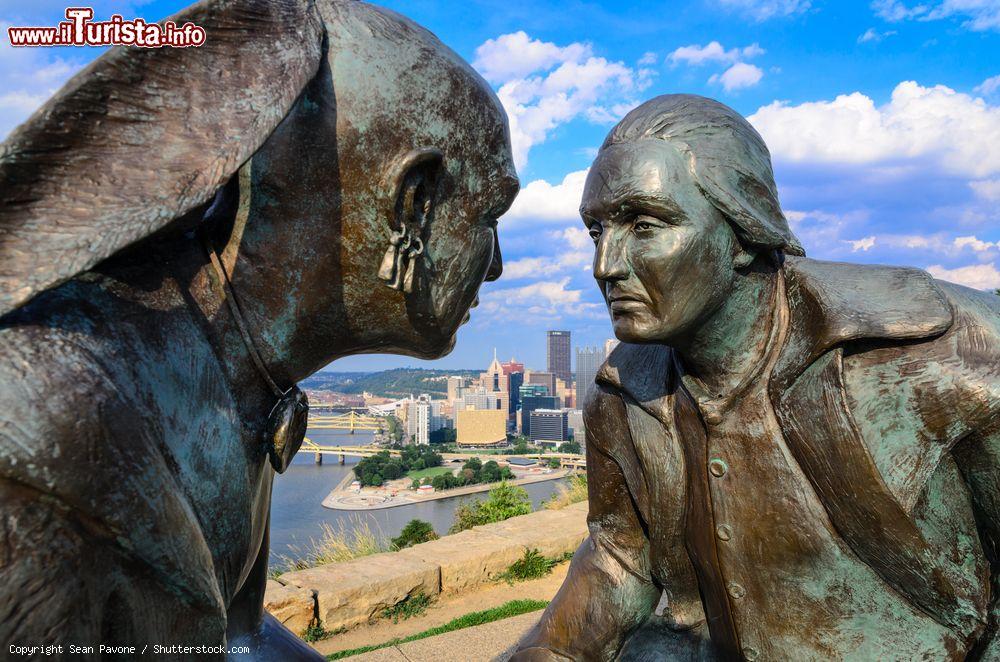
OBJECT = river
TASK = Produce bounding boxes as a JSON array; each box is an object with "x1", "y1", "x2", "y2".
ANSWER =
[{"x1": 269, "y1": 429, "x2": 568, "y2": 566}]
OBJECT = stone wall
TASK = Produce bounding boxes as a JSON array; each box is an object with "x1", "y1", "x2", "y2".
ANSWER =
[{"x1": 265, "y1": 501, "x2": 588, "y2": 634}]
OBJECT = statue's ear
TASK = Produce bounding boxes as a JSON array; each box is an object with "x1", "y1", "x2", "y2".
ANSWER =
[
  {"x1": 0, "y1": 0, "x2": 326, "y2": 316},
  {"x1": 377, "y1": 148, "x2": 444, "y2": 293}
]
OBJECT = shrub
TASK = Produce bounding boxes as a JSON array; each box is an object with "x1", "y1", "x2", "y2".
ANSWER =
[
  {"x1": 382, "y1": 592, "x2": 432, "y2": 623},
  {"x1": 411, "y1": 478, "x2": 421, "y2": 490},
  {"x1": 302, "y1": 623, "x2": 337, "y2": 642},
  {"x1": 497, "y1": 548, "x2": 556, "y2": 584},
  {"x1": 273, "y1": 516, "x2": 388, "y2": 572},
  {"x1": 548, "y1": 458, "x2": 561, "y2": 469},
  {"x1": 449, "y1": 482, "x2": 532, "y2": 533},
  {"x1": 391, "y1": 519, "x2": 439, "y2": 550},
  {"x1": 544, "y1": 474, "x2": 588, "y2": 510}
]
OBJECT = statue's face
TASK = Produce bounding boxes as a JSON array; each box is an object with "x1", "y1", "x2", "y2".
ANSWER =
[
  {"x1": 581, "y1": 139, "x2": 741, "y2": 345},
  {"x1": 414, "y1": 131, "x2": 519, "y2": 354}
]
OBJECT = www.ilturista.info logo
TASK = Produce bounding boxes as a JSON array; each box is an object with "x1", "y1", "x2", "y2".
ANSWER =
[{"x1": 7, "y1": 7, "x2": 206, "y2": 48}]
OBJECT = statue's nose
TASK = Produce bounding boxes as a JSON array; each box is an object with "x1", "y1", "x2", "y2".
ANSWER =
[{"x1": 593, "y1": 234, "x2": 627, "y2": 282}]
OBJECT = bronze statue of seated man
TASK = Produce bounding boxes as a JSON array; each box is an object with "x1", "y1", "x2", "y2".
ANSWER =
[
  {"x1": 514, "y1": 94, "x2": 1000, "y2": 661},
  {"x1": 0, "y1": 1, "x2": 516, "y2": 659}
]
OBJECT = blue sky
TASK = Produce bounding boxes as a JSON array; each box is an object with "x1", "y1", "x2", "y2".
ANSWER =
[{"x1": 2, "y1": 0, "x2": 999, "y2": 372}]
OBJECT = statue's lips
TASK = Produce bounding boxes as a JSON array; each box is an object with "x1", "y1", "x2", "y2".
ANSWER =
[
  {"x1": 609, "y1": 295, "x2": 646, "y2": 313},
  {"x1": 461, "y1": 297, "x2": 479, "y2": 325}
]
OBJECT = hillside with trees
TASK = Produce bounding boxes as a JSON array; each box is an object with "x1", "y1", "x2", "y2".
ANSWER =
[{"x1": 301, "y1": 368, "x2": 480, "y2": 399}]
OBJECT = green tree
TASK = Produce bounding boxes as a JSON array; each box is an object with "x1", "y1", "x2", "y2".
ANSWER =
[
  {"x1": 411, "y1": 478, "x2": 421, "y2": 490},
  {"x1": 558, "y1": 440, "x2": 581, "y2": 454},
  {"x1": 480, "y1": 460, "x2": 502, "y2": 483},
  {"x1": 383, "y1": 460, "x2": 405, "y2": 480},
  {"x1": 449, "y1": 482, "x2": 532, "y2": 533},
  {"x1": 548, "y1": 458, "x2": 561, "y2": 469},
  {"x1": 391, "y1": 519, "x2": 439, "y2": 550}
]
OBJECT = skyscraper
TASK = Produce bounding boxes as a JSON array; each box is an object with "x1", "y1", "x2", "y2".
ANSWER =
[
  {"x1": 546, "y1": 330, "x2": 571, "y2": 386},
  {"x1": 520, "y1": 394, "x2": 559, "y2": 437},
  {"x1": 502, "y1": 358, "x2": 524, "y2": 419},
  {"x1": 575, "y1": 345, "x2": 606, "y2": 407}
]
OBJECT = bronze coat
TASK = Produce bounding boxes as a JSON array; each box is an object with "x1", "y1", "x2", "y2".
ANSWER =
[{"x1": 516, "y1": 257, "x2": 1000, "y2": 661}]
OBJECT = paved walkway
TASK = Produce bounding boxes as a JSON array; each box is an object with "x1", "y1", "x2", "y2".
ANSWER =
[{"x1": 340, "y1": 611, "x2": 539, "y2": 662}]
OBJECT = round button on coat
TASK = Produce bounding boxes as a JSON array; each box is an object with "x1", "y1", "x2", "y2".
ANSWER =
[
  {"x1": 709, "y1": 458, "x2": 728, "y2": 477},
  {"x1": 717, "y1": 524, "x2": 733, "y2": 541}
]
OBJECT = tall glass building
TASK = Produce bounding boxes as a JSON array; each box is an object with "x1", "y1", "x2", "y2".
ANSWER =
[{"x1": 575, "y1": 345, "x2": 606, "y2": 408}]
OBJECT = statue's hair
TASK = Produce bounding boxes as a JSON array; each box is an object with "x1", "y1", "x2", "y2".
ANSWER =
[{"x1": 602, "y1": 94, "x2": 804, "y2": 257}]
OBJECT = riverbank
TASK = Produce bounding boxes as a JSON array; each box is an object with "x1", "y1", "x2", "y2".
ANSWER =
[{"x1": 322, "y1": 468, "x2": 574, "y2": 511}]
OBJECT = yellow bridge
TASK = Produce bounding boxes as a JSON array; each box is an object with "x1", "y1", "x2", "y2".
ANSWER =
[{"x1": 308, "y1": 411, "x2": 386, "y2": 433}]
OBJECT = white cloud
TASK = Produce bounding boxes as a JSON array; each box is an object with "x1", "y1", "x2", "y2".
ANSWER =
[
  {"x1": 954, "y1": 235, "x2": 998, "y2": 251},
  {"x1": 503, "y1": 249, "x2": 591, "y2": 280},
  {"x1": 477, "y1": 277, "x2": 603, "y2": 319},
  {"x1": 848, "y1": 236, "x2": 877, "y2": 251},
  {"x1": 873, "y1": 0, "x2": 1000, "y2": 31},
  {"x1": 716, "y1": 0, "x2": 811, "y2": 20},
  {"x1": 637, "y1": 51, "x2": 659, "y2": 66},
  {"x1": 970, "y1": 178, "x2": 1000, "y2": 200},
  {"x1": 668, "y1": 41, "x2": 765, "y2": 66},
  {"x1": 858, "y1": 27, "x2": 898, "y2": 42},
  {"x1": 975, "y1": 74, "x2": 1000, "y2": 97},
  {"x1": 749, "y1": 81, "x2": 1000, "y2": 177},
  {"x1": 927, "y1": 262, "x2": 1000, "y2": 289},
  {"x1": 474, "y1": 33, "x2": 651, "y2": 170},
  {"x1": 473, "y1": 31, "x2": 591, "y2": 84},
  {"x1": 503, "y1": 169, "x2": 588, "y2": 224},
  {"x1": 560, "y1": 226, "x2": 593, "y2": 251},
  {"x1": 0, "y1": 22, "x2": 81, "y2": 139},
  {"x1": 709, "y1": 62, "x2": 764, "y2": 91}
]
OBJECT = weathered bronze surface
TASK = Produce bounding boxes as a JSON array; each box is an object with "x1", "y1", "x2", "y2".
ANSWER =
[
  {"x1": 513, "y1": 95, "x2": 1000, "y2": 661},
  {"x1": 0, "y1": 1, "x2": 516, "y2": 659}
]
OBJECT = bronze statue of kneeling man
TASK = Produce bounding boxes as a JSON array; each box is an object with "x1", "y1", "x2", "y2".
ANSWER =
[
  {"x1": 0, "y1": 1, "x2": 516, "y2": 659},
  {"x1": 514, "y1": 95, "x2": 1000, "y2": 661}
]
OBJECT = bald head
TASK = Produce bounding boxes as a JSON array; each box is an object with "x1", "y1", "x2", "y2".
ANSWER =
[
  {"x1": 230, "y1": 1, "x2": 518, "y2": 365},
  {"x1": 319, "y1": 1, "x2": 514, "y2": 186}
]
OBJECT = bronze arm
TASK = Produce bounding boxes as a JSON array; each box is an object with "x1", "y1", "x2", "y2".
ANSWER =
[
  {"x1": 513, "y1": 387, "x2": 661, "y2": 661},
  {"x1": 953, "y1": 421, "x2": 1000, "y2": 659}
]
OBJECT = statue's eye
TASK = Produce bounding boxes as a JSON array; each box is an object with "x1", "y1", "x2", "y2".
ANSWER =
[{"x1": 588, "y1": 224, "x2": 603, "y2": 241}]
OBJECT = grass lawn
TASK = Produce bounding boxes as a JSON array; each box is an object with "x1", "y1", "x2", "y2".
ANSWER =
[
  {"x1": 405, "y1": 466, "x2": 454, "y2": 481},
  {"x1": 326, "y1": 599, "x2": 549, "y2": 660}
]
